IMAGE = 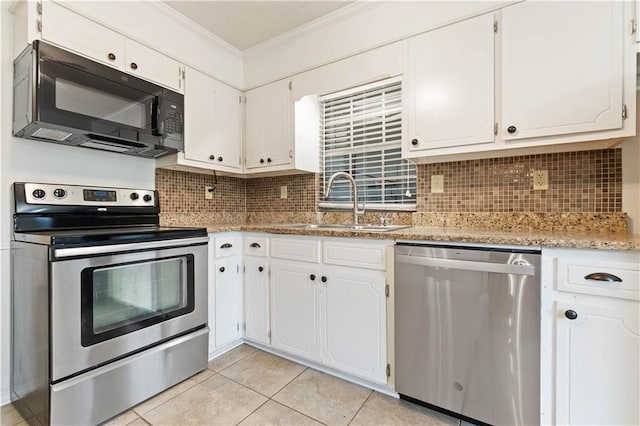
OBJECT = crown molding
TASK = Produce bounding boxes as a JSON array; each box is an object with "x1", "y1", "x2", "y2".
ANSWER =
[{"x1": 151, "y1": 1, "x2": 243, "y2": 58}]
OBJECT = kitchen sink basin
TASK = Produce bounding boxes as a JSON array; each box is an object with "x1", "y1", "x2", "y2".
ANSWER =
[{"x1": 281, "y1": 223, "x2": 411, "y2": 232}]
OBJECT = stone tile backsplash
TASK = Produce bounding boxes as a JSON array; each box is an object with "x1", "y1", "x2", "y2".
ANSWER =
[
  {"x1": 156, "y1": 148, "x2": 624, "y2": 230},
  {"x1": 417, "y1": 149, "x2": 622, "y2": 213}
]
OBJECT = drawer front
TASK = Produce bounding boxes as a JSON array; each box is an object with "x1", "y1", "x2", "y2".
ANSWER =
[
  {"x1": 271, "y1": 238, "x2": 320, "y2": 263},
  {"x1": 213, "y1": 235, "x2": 241, "y2": 258},
  {"x1": 323, "y1": 240, "x2": 389, "y2": 270},
  {"x1": 244, "y1": 236, "x2": 268, "y2": 257},
  {"x1": 555, "y1": 251, "x2": 640, "y2": 301}
]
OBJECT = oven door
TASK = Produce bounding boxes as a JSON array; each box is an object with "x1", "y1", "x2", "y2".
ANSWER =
[{"x1": 50, "y1": 237, "x2": 208, "y2": 382}]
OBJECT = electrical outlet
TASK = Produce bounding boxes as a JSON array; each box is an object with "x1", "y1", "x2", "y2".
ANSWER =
[
  {"x1": 205, "y1": 186, "x2": 213, "y2": 200},
  {"x1": 431, "y1": 175, "x2": 444, "y2": 193},
  {"x1": 280, "y1": 185, "x2": 287, "y2": 199},
  {"x1": 533, "y1": 170, "x2": 549, "y2": 190}
]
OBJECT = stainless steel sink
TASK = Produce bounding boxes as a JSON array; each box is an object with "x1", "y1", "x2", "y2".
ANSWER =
[{"x1": 281, "y1": 223, "x2": 411, "y2": 232}]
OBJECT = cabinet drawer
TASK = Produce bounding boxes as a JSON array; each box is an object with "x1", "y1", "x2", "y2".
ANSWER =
[
  {"x1": 323, "y1": 240, "x2": 389, "y2": 270},
  {"x1": 554, "y1": 250, "x2": 640, "y2": 301},
  {"x1": 271, "y1": 238, "x2": 320, "y2": 263},
  {"x1": 213, "y1": 235, "x2": 241, "y2": 258},
  {"x1": 244, "y1": 235, "x2": 268, "y2": 257}
]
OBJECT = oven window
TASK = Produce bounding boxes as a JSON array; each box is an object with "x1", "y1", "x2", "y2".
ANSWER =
[{"x1": 81, "y1": 255, "x2": 195, "y2": 347}]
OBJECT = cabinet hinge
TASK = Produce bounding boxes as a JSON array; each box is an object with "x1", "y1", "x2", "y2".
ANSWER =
[
  {"x1": 493, "y1": 20, "x2": 498, "y2": 34},
  {"x1": 288, "y1": 81, "x2": 292, "y2": 90},
  {"x1": 243, "y1": 323, "x2": 246, "y2": 331},
  {"x1": 289, "y1": 150, "x2": 293, "y2": 159},
  {"x1": 268, "y1": 331, "x2": 272, "y2": 339},
  {"x1": 36, "y1": 19, "x2": 42, "y2": 32},
  {"x1": 36, "y1": 2, "x2": 42, "y2": 15},
  {"x1": 239, "y1": 95, "x2": 242, "y2": 104},
  {"x1": 385, "y1": 284, "x2": 389, "y2": 298},
  {"x1": 631, "y1": 19, "x2": 637, "y2": 35},
  {"x1": 494, "y1": 122, "x2": 498, "y2": 135},
  {"x1": 386, "y1": 364, "x2": 391, "y2": 377},
  {"x1": 237, "y1": 264, "x2": 240, "y2": 273},
  {"x1": 243, "y1": 265, "x2": 246, "y2": 273},
  {"x1": 622, "y1": 104, "x2": 628, "y2": 120},
  {"x1": 236, "y1": 322, "x2": 240, "y2": 331}
]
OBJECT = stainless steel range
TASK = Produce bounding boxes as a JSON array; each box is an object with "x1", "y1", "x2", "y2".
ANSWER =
[{"x1": 10, "y1": 182, "x2": 209, "y2": 425}]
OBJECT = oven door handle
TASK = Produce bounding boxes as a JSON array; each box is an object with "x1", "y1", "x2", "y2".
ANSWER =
[{"x1": 53, "y1": 236, "x2": 210, "y2": 258}]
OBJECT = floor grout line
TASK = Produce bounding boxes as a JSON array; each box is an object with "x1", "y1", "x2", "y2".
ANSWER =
[{"x1": 346, "y1": 388, "x2": 374, "y2": 425}]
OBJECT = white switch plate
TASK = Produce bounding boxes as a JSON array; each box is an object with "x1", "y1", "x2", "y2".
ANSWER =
[
  {"x1": 280, "y1": 185, "x2": 287, "y2": 199},
  {"x1": 431, "y1": 175, "x2": 444, "y2": 193},
  {"x1": 205, "y1": 186, "x2": 213, "y2": 200},
  {"x1": 533, "y1": 170, "x2": 549, "y2": 190}
]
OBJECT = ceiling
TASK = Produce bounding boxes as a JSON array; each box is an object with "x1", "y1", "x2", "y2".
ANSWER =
[{"x1": 163, "y1": 1, "x2": 353, "y2": 51}]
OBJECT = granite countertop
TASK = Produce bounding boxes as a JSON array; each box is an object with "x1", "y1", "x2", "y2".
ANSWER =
[{"x1": 203, "y1": 224, "x2": 640, "y2": 251}]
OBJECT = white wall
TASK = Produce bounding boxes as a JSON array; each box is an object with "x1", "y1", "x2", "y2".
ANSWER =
[
  {"x1": 0, "y1": 3, "x2": 156, "y2": 404},
  {"x1": 621, "y1": 94, "x2": 640, "y2": 234}
]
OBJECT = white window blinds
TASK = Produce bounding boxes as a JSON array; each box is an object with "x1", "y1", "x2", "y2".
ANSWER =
[{"x1": 320, "y1": 78, "x2": 416, "y2": 211}]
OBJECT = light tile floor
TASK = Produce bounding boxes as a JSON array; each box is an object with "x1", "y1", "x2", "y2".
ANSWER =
[{"x1": 1, "y1": 345, "x2": 461, "y2": 426}]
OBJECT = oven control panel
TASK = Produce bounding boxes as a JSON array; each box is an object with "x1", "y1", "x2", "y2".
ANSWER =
[{"x1": 22, "y1": 183, "x2": 155, "y2": 207}]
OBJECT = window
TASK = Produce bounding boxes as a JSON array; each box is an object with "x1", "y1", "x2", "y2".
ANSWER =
[{"x1": 319, "y1": 78, "x2": 416, "y2": 211}]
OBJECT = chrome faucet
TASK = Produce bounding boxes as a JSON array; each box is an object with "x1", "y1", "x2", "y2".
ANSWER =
[{"x1": 325, "y1": 172, "x2": 365, "y2": 224}]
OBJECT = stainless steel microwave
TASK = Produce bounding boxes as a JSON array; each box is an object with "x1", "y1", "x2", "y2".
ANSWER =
[{"x1": 13, "y1": 40, "x2": 183, "y2": 159}]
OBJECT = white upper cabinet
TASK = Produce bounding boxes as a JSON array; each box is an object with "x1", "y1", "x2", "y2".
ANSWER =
[
  {"x1": 41, "y1": 0, "x2": 125, "y2": 68},
  {"x1": 403, "y1": 1, "x2": 635, "y2": 164},
  {"x1": 501, "y1": 1, "x2": 623, "y2": 140},
  {"x1": 39, "y1": 1, "x2": 184, "y2": 93},
  {"x1": 404, "y1": 13, "x2": 495, "y2": 153},
  {"x1": 245, "y1": 79, "x2": 293, "y2": 171},
  {"x1": 123, "y1": 39, "x2": 184, "y2": 93},
  {"x1": 180, "y1": 67, "x2": 242, "y2": 172}
]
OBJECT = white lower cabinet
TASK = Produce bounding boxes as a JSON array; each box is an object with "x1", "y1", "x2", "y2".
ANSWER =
[
  {"x1": 542, "y1": 248, "x2": 640, "y2": 425},
  {"x1": 244, "y1": 257, "x2": 270, "y2": 345},
  {"x1": 214, "y1": 258, "x2": 243, "y2": 348},
  {"x1": 208, "y1": 233, "x2": 243, "y2": 356},
  {"x1": 554, "y1": 300, "x2": 639, "y2": 425},
  {"x1": 321, "y1": 266, "x2": 387, "y2": 383},
  {"x1": 267, "y1": 237, "x2": 391, "y2": 384},
  {"x1": 270, "y1": 260, "x2": 322, "y2": 362}
]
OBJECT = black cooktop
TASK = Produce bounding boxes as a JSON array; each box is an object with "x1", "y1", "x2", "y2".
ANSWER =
[{"x1": 14, "y1": 226, "x2": 208, "y2": 248}]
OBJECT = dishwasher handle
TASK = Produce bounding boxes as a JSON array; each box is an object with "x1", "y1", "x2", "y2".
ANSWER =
[{"x1": 396, "y1": 254, "x2": 536, "y2": 276}]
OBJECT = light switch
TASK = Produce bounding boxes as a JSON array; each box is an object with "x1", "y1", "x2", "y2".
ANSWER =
[
  {"x1": 205, "y1": 187, "x2": 213, "y2": 200},
  {"x1": 431, "y1": 175, "x2": 444, "y2": 193},
  {"x1": 280, "y1": 185, "x2": 287, "y2": 199}
]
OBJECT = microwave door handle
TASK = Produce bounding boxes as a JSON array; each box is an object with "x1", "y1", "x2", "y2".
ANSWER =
[{"x1": 152, "y1": 96, "x2": 163, "y2": 136}]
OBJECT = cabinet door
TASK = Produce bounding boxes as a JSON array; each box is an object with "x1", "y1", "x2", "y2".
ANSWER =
[
  {"x1": 125, "y1": 39, "x2": 183, "y2": 93},
  {"x1": 213, "y1": 81, "x2": 242, "y2": 169},
  {"x1": 214, "y1": 258, "x2": 243, "y2": 348},
  {"x1": 245, "y1": 80, "x2": 292, "y2": 169},
  {"x1": 555, "y1": 301, "x2": 640, "y2": 425},
  {"x1": 184, "y1": 69, "x2": 242, "y2": 170},
  {"x1": 502, "y1": 2, "x2": 623, "y2": 140},
  {"x1": 270, "y1": 261, "x2": 321, "y2": 361},
  {"x1": 405, "y1": 13, "x2": 494, "y2": 151},
  {"x1": 184, "y1": 67, "x2": 216, "y2": 164},
  {"x1": 41, "y1": 1, "x2": 125, "y2": 69},
  {"x1": 244, "y1": 257, "x2": 270, "y2": 345},
  {"x1": 320, "y1": 267, "x2": 387, "y2": 383}
]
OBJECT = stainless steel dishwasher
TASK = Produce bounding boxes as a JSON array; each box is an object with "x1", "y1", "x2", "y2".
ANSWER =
[{"x1": 394, "y1": 243, "x2": 541, "y2": 426}]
